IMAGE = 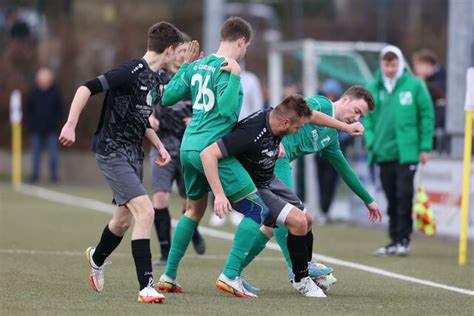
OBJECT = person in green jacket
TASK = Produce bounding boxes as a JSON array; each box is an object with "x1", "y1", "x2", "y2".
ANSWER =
[{"x1": 364, "y1": 45, "x2": 434, "y2": 257}]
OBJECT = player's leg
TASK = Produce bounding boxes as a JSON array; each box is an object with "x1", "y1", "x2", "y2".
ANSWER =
[
  {"x1": 395, "y1": 163, "x2": 417, "y2": 256},
  {"x1": 87, "y1": 205, "x2": 131, "y2": 292},
  {"x1": 216, "y1": 157, "x2": 264, "y2": 298},
  {"x1": 176, "y1": 159, "x2": 206, "y2": 255},
  {"x1": 126, "y1": 195, "x2": 165, "y2": 303},
  {"x1": 30, "y1": 132, "x2": 41, "y2": 182},
  {"x1": 159, "y1": 150, "x2": 209, "y2": 292},
  {"x1": 150, "y1": 148, "x2": 175, "y2": 265}
]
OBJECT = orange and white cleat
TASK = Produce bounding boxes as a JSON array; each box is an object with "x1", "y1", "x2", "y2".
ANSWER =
[
  {"x1": 137, "y1": 285, "x2": 165, "y2": 303},
  {"x1": 216, "y1": 273, "x2": 258, "y2": 298},
  {"x1": 157, "y1": 274, "x2": 184, "y2": 293},
  {"x1": 85, "y1": 246, "x2": 110, "y2": 292}
]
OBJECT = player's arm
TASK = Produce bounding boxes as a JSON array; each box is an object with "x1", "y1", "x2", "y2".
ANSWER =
[
  {"x1": 215, "y1": 59, "x2": 241, "y2": 118},
  {"x1": 310, "y1": 110, "x2": 364, "y2": 136},
  {"x1": 162, "y1": 41, "x2": 200, "y2": 106},
  {"x1": 200, "y1": 125, "x2": 255, "y2": 217},
  {"x1": 145, "y1": 128, "x2": 171, "y2": 166},
  {"x1": 59, "y1": 62, "x2": 139, "y2": 146},
  {"x1": 322, "y1": 145, "x2": 382, "y2": 222},
  {"x1": 416, "y1": 81, "x2": 435, "y2": 164}
]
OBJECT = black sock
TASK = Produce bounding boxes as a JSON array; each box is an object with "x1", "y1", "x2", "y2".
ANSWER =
[
  {"x1": 154, "y1": 208, "x2": 171, "y2": 259},
  {"x1": 287, "y1": 232, "x2": 309, "y2": 283},
  {"x1": 305, "y1": 230, "x2": 314, "y2": 262},
  {"x1": 92, "y1": 225, "x2": 123, "y2": 267},
  {"x1": 131, "y1": 239, "x2": 153, "y2": 290}
]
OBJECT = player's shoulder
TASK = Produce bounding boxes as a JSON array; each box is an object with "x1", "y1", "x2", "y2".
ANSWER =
[
  {"x1": 305, "y1": 95, "x2": 333, "y2": 116},
  {"x1": 116, "y1": 58, "x2": 147, "y2": 74},
  {"x1": 237, "y1": 109, "x2": 268, "y2": 128}
]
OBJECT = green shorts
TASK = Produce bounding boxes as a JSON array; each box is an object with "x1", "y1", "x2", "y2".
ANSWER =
[
  {"x1": 180, "y1": 150, "x2": 256, "y2": 202},
  {"x1": 274, "y1": 158, "x2": 294, "y2": 190}
]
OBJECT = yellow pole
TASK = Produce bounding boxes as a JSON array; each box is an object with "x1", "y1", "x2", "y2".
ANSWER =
[
  {"x1": 459, "y1": 110, "x2": 472, "y2": 265},
  {"x1": 12, "y1": 122, "x2": 22, "y2": 191},
  {"x1": 10, "y1": 89, "x2": 22, "y2": 191},
  {"x1": 459, "y1": 67, "x2": 474, "y2": 265}
]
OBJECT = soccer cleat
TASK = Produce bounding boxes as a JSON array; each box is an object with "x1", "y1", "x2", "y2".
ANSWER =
[
  {"x1": 314, "y1": 273, "x2": 337, "y2": 292},
  {"x1": 137, "y1": 284, "x2": 165, "y2": 303},
  {"x1": 216, "y1": 273, "x2": 258, "y2": 298},
  {"x1": 86, "y1": 246, "x2": 110, "y2": 292},
  {"x1": 396, "y1": 239, "x2": 411, "y2": 257},
  {"x1": 373, "y1": 242, "x2": 398, "y2": 257},
  {"x1": 192, "y1": 229, "x2": 206, "y2": 255},
  {"x1": 157, "y1": 274, "x2": 184, "y2": 293},
  {"x1": 241, "y1": 275, "x2": 261, "y2": 294},
  {"x1": 308, "y1": 261, "x2": 334, "y2": 278},
  {"x1": 292, "y1": 276, "x2": 327, "y2": 298},
  {"x1": 288, "y1": 261, "x2": 333, "y2": 281}
]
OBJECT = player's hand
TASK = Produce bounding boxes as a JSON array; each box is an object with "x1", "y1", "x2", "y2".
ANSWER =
[
  {"x1": 220, "y1": 58, "x2": 241, "y2": 76},
  {"x1": 149, "y1": 115, "x2": 160, "y2": 131},
  {"x1": 214, "y1": 194, "x2": 232, "y2": 219},
  {"x1": 419, "y1": 152, "x2": 429, "y2": 164},
  {"x1": 59, "y1": 122, "x2": 76, "y2": 146},
  {"x1": 184, "y1": 40, "x2": 200, "y2": 64},
  {"x1": 278, "y1": 143, "x2": 286, "y2": 159},
  {"x1": 155, "y1": 147, "x2": 171, "y2": 166},
  {"x1": 346, "y1": 122, "x2": 364, "y2": 136},
  {"x1": 366, "y1": 202, "x2": 382, "y2": 222},
  {"x1": 183, "y1": 117, "x2": 191, "y2": 126}
]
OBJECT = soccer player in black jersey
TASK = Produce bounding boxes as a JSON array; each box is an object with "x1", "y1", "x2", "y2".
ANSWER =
[
  {"x1": 200, "y1": 95, "x2": 330, "y2": 297},
  {"x1": 59, "y1": 21, "x2": 183, "y2": 303},
  {"x1": 148, "y1": 34, "x2": 205, "y2": 266}
]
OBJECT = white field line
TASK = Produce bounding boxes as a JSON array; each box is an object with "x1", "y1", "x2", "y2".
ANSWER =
[
  {"x1": 0, "y1": 248, "x2": 282, "y2": 262},
  {"x1": 18, "y1": 184, "x2": 474, "y2": 296}
]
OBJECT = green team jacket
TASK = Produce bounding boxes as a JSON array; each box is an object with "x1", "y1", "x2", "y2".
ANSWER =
[{"x1": 364, "y1": 69, "x2": 434, "y2": 165}]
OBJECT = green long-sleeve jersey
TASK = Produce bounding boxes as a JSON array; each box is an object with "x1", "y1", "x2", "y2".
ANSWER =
[{"x1": 279, "y1": 95, "x2": 374, "y2": 205}]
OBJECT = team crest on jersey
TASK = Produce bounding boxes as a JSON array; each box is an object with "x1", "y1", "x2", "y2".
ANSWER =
[
  {"x1": 146, "y1": 88, "x2": 158, "y2": 106},
  {"x1": 399, "y1": 91, "x2": 413, "y2": 105}
]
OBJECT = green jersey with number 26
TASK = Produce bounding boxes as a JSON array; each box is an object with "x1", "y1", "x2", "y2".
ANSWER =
[{"x1": 176, "y1": 54, "x2": 243, "y2": 151}]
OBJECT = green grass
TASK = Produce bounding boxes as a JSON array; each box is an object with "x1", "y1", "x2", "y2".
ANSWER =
[{"x1": 1, "y1": 184, "x2": 473, "y2": 315}]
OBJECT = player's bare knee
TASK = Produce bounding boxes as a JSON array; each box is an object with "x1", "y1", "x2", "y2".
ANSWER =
[
  {"x1": 152, "y1": 192, "x2": 170, "y2": 209},
  {"x1": 286, "y1": 211, "x2": 307, "y2": 236},
  {"x1": 305, "y1": 212, "x2": 313, "y2": 230}
]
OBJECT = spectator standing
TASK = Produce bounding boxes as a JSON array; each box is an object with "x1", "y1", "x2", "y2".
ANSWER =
[
  {"x1": 364, "y1": 45, "x2": 434, "y2": 257},
  {"x1": 25, "y1": 67, "x2": 64, "y2": 183}
]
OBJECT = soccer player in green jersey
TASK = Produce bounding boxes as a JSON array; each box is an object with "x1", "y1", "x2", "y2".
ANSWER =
[
  {"x1": 156, "y1": 17, "x2": 267, "y2": 298},
  {"x1": 239, "y1": 86, "x2": 383, "y2": 293}
]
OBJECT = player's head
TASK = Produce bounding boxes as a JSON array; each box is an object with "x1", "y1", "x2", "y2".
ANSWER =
[
  {"x1": 172, "y1": 32, "x2": 192, "y2": 70},
  {"x1": 336, "y1": 85, "x2": 375, "y2": 124},
  {"x1": 381, "y1": 51, "x2": 400, "y2": 78},
  {"x1": 220, "y1": 16, "x2": 253, "y2": 61},
  {"x1": 272, "y1": 94, "x2": 312, "y2": 136},
  {"x1": 412, "y1": 49, "x2": 438, "y2": 79},
  {"x1": 147, "y1": 21, "x2": 183, "y2": 62}
]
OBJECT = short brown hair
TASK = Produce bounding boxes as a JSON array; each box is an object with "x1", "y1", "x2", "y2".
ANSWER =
[
  {"x1": 274, "y1": 95, "x2": 313, "y2": 121},
  {"x1": 147, "y1": 21, "x2": 183, "y2": 53},
  {"x1": 180, "y1": 31, "x2": 192, "y2": 43},
  {"x1": 220, "y1": 16, "x2": 252, "y2": 43},
  {"x1": 342, "y1": 85, "x2": 375, "y2": 111},
  {"x1": 413, "y1": 49, "x2": 438, "y2": 65},
  {"x1": 382, "y1": 51, "x2": 398, "y2": 62}
]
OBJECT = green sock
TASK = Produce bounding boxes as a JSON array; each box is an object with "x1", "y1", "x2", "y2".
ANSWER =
[
  {"x1": 239, "y1": 230, "x2": 270, "y2": 274},
  {"x1": 223, "y1": 217, "x2": 260, "y2": 280},
  {"x1": 164, "y1": 215, "x2": 197, "y2": 279},
  {"x1": 274, "y1": 225, "x2": 293, "y2": 269}
]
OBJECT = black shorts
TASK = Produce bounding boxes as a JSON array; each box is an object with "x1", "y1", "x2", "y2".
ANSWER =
[{"x1": 258, "y1": 176, "x2": 305, "y2": 227}]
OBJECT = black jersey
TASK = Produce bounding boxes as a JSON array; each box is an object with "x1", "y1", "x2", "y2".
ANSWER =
[
  {"x1": 154, "y1": 69, "x2": 192, "y2": 158},
  {"x1": 90, "y1": 59, "x2": 164, "y2": 160},
  {"x1": 217, "y1": 109, "x2": 281, "y2": 188}
]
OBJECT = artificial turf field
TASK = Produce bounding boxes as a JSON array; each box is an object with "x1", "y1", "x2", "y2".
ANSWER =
[{"x1": 1, "y1": 183, "x2": 473, "y2": 315}]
